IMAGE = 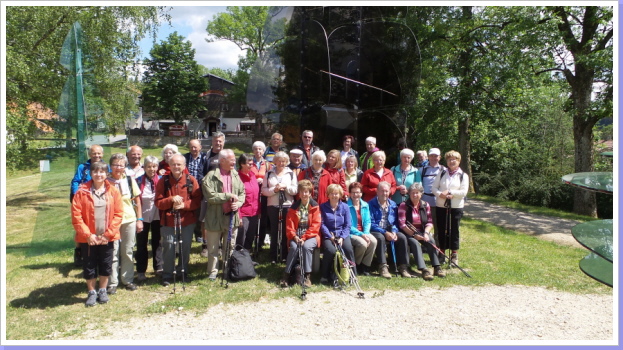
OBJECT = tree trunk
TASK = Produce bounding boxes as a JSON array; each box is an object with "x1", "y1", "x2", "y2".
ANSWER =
[
  {"x1": 572, "y1": 118, "x2": 597, "y2": 217},
  {"x1": 457, "y1": 6, "x2": 475, "y2": 194},
  {"x1": 458, "y1": 116, "x2": 475, "y2": 193}
]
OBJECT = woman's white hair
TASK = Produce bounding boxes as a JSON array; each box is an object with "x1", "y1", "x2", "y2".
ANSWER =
[
  {"x1": 400, "y1": 148, "x2": 415, "y2": 159},
  {"x1": 161, "y1": 144, "x2": 179, "y2": 159},
  {"x1": 252, "y1": 141, "x2": 266, "y2": 151},
  {"x1": 311, "y1": 150, "x2": 326, "y2": 163},
  {"x1": 273, "y1": 151, "x2": 290, "y2": 166}
]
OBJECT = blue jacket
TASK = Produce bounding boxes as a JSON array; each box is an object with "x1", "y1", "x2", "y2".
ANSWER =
[
  {"x1": 347, "y1": 198, "x2": 371, "y2": 236},
  {"x1": 319, "y1": 201, "x2": 351, "y2": 240},
  {"x1": 390, "y1": 165, "x2": 421, "y2": 204},
  {"x1": 368, "y1": 197, "x2": 399, "y2": 234},
  {"x1": 71, "y1": 160, "x2": 93, "y2": 197}
]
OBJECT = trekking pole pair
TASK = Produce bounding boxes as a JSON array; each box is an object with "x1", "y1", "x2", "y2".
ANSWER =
[
  {"x1": 172, "y1": 210, "x2": 185, "y2": 294},
  {"x1": 405, "y1": 221, "x2": 471, "y2": 278},
  {"x1": 277, "y1": 190, "x2": 287, "y2": 262},
  {"x1": 296, "y1": 228, "x2": 307, "y2": 300},
  {"x1": 332, "y1": 234, "x2": 365, "y2": 298}
]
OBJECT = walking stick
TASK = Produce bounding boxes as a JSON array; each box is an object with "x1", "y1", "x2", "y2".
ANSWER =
[
  {"x1": 390, "y1": 240, "x2": 399, "y2": 276},
  {"x1": 297, "y1": 228, "x2": 307, "y2": 300},
  {"x1": 254, "y1": 189, "x2": 262, "y2": 257},
  {"x1": 221, "y1": 209, "x2": 236, "y2": 288},
  {"x1": 444, "y1": 197, "x2": 451, "y2": 265},
  {"x1": 405, "y1": 222, "x2": 471, "y2": 278},
  {"x1": 277, "y1": 190, "x2": 286, "y2": 263},
  {"x1": 172, "y1": 210, "x2": 185, "y2": 294}
]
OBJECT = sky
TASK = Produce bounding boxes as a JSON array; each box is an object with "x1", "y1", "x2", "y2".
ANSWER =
[{"x1": 138, "y1": 5, "x2": 244, "y2": 71}]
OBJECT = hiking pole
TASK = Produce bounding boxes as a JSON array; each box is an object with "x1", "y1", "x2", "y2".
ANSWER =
[
  {"x1": 337, "y1": 241, "x2": 364, "y2": 298},
  {"x1": 405, "y1": 222, "x2": 471, "y2": 278},
  {"x1": 390, "y1": 240, "x2": 399, "y2": 277},
  {"x1": 297, "y1": 228, "x2": 307, "y2": 300},
  {"x1": 444, "y1": 197, "x2": 451, "y2": 266},
  {"x1": 277, "y1": 190, "x2": 286, "y2": 263},
  {"x1": 221, "y1": 209, "x2": 236, "y2": 288},
  {"x1": 172, "y1": 210, "x2": 185, "y2": 294},
  {"x1": 254, "y1": 191, "x2": 261, "y2": 257}
]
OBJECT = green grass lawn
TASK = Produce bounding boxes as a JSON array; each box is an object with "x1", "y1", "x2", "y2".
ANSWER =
[{"x1": 5, "y1": 152, "x2": 611, "y2": 340}]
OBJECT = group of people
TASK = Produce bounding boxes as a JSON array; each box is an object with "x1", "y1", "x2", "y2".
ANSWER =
[{"x1": 70, "y1": 130, "x2": 469, "y2": 306}]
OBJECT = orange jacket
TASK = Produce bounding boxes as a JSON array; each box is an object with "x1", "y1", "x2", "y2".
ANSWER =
[
  {"x1": 285, "y1": 199, "x2": 321, "y2": 247},
  {"x1": 72, "y1": 180, "x2": 123, "y2": 243}
]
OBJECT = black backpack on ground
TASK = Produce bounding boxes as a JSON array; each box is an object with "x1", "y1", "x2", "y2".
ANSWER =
[{"x1": 228, "y1": 245, "x2": 257, "y2": 281}]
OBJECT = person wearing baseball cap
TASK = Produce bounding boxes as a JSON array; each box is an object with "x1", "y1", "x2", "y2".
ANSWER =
[{"x1": 421, "y1": 148, "x2": 445, "y2": 246}]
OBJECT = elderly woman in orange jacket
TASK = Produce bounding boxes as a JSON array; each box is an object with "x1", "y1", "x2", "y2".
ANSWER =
[
  {"x1": 72, "y1": 161, "x2": 124, "y2": 307},
  {"x1": 280, "y1": 180, "x2": 321, "y2": 288}
]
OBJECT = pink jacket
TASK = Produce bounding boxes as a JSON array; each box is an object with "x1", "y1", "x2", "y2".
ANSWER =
[{"x1": 239, "y1": 170, "x2": 260, "y2": 217}]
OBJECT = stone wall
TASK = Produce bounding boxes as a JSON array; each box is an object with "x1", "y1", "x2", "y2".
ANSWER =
[{"x1": 127, "y1": 135, "x2": 254, "y2": 149}]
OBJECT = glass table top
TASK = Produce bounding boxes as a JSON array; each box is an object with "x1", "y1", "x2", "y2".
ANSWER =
[
  {"x1": 579, "y1": 252, "x2": 613, "y2": 287},
  {"x1": 571, "y1": 219, "x2": 613, "y2": 262},
  {"x1": 562, "y1": 172, "x2": 613, "y2": 193}
]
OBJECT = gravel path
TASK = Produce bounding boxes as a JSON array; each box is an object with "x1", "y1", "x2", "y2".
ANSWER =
[
  {"x1": 66, "y1": 200, "x2": 613, "y2": 342},
  {"x1": 71, "y1": 285, "x2": 612, "y2": 342}
]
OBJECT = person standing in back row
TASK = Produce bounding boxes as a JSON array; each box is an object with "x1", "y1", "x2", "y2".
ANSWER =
[
  {"x1": 359, "y1": 136, "x2": 380, "y2": 172},
  {"x1": 292, "y1": 130, "x2": 320, "y2": 167},
  {"x1": 421, "y1": 148, "x2": 445, "y2": 244}
]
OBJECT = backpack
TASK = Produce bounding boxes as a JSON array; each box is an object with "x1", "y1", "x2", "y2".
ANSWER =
[
  {"x1": 162, "y1": 173, "x2": 194, "y2": 196},
  {"x1": 228, "y1": 245, "x2": 257, "y2": 281}
]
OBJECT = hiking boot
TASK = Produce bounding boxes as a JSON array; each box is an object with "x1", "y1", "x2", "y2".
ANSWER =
[
  {"x1": 85, "y1": 290, "x2": 97, "y2": 307},
  {"x1": 438, "y1": 252, "x2": 446, "y2": 264},
  {"x1": 304, "y1": 273, "x2": 312, "y2": 288},
  {"x1": 406, "y1": 266, "x2": 419, "y2": 276},
  {"x1": 434, "y1": 266, "x2": 446, "y2": 278},
  {"x1": 125, "y1": 283, "x2": 137, "y2": 291},
  {"x1": 200, "y1": 248, "x2": 208, "y2": 258},
  {"x1": 358, "y1": 264, "x2": 371, "y2": 276},
  {"x1": 450, "y1": 252, "x2": 458, "y2": 265},
  {"x1": 74, "y1": 248, "x2": 82, "y2": 267},
  {"x1": 137, "y1": 273, "x2": 147, "y2": 282},
  {"x1": 379, "y1": 264, "x2": 392, "y2": 279},
  {"x1": 97, "y1": 289, "x2": 109, "y2": 304},
  {"x1": 208, "y1": 272, "x2": 217, "y2": 281},
  {"x1": 106, "y1": 285, "x2": 117, "y2": 295},
  {"x1": 319, "y1": 277, "x2": 329, "y2": 285},
  {"x1": 399, "y1": 264, "x2": 412, "y2": 278},
  {"x1": 155, "y1": 269, "x2": 163, "y2": 277},
  {"x1": 421, "y1": 268, "x2": 434, "y2": 281},
  {"x1": 279, "y1": 272, "x2": 289, "y2": 288},
  {"x1": 162, "y1": 279, "x2": 171, "y2": 287}
]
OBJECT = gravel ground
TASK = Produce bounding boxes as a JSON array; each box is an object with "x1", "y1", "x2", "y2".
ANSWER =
[{"x1": 69, "y1": 284, "x2": 613, "y2": 342}]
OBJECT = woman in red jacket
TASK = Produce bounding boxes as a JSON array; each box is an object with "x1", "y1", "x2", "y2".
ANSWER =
[
  {"x1": 298, "y1": 150, "x2": 331, "y2": 205},
  {"x1": 360, "y1": 151, "x2": 397, "y2": 202},
  {"x1": 71, "y1": 161, "x2": 124, "y2": 307},
  {"x1": 280, "y1": 180, "x2": 321, "y2": 288},
  {"x1": 237, "y1": 153, "x2": 260, "y2": 251}
]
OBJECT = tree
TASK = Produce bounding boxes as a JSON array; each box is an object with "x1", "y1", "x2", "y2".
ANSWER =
[
  {"x1": 6, "y1": 6, "x2": 168, "y2": 171},
  {"x1": 141, "y1": 32, "x2": 208, "y2": 124}
]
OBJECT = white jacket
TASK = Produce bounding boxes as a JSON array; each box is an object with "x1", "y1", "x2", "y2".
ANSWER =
[
  {"x1": 431, "y1": 168, "x2": 469, "y2": 209},
  {"x1": 261, "y1": 167, "x2": 298, "y2": 207}
]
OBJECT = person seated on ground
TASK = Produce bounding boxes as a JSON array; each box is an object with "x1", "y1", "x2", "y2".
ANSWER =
[
  {"x1": 280, "y1": 180, "x2": 320, "y2": 288},
  {"x1": 158, "y1": 144, "x2": 188, "y2": 176},
  {"x1": 72, "y1": 161, "x2": 123, "y2": 307},
  {"x1": 344, "y1": 155, "x2": 364, "y2": 190},
  {"x1": 398, "y1": 183, "x2": 445, "y2": 281},
  {"x1": 135, "y1": 156, "x2": 163, "y2": 282},
  {"x1": 236, "y1": 153, "x2": 260, "y2": 251},
  {"x1": 347, "y1": 182, "x2": 377, "y2": 276},
  {"x1": 70, "y1": 144, "x2": 106, "y2": 266},
  {"x1": 202, "y1": 149, "x2": 245, "y2": 281},
  {"x1": 340, "y1": 135, "x2": 359, "y2": 168},
  {"x1": 391, "y1": 148, "x2": 421, "y2": 205},
  {"x1": 432, "y1": 150, "x2": 469, "y2": 265},
  {"x1": 107, "y1": 153, "x2": 143, "y2": 293},
  {"x1": 368, "y1": 181, "x2": 411, "y2": 279},
  {"x1": 298, "y1": 150, "x2": 331, "y2": 205},
  {"x1": 324, "y1": 149, "x2": 348, "y2": 199},
  {"x1": 359, "y1": 136, "x2": 380, "y2": 172},
  {"x1": 261, "y1": 151, "x2": 298, "y2": 264},
  {"x1": 155, "y1": 154, "x2": 202, "y2": 285},
  {"x1": 319, "y1": 184, "x2": 355, "y2": 286},
  {"x1": 360, "y1": 151, "x2": 397, "y2": 202}
]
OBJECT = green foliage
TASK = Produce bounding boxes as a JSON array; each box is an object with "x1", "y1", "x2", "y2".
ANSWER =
[
  {"x1": 141, "y1": 32, "x2": 209, "y2": 124},
  {"x1": 5, "y1": 6, "x2": 169, "y2": 171}
]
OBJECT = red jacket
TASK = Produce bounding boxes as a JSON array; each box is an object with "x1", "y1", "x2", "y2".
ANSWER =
[
  {"x1": 239, "y1": 170, "x2": 260, "y2": 217},
  {"x1": 360, "y1": 167, "x2": 397, "y2": 202},
  {"x1": 286, "y1": 199, "x2": 321, "y2": 247},
  {"x1": 298, "y1": 167, "x2": 332, "y2": 205},
  {"x1": 324, "y1": 165, "x2": 348, "y2": 196},
  {"x1": 72, "y1": 180, "x2": 123, "y2": 243},
  {"x1": 155, "y1": 173, "x2": 201, "y2": 227}
]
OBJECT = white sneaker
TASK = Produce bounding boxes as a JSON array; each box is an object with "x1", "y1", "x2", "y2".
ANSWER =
[{"x1": 200, "y1": 248, "x2": 208, "y2": 258}]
